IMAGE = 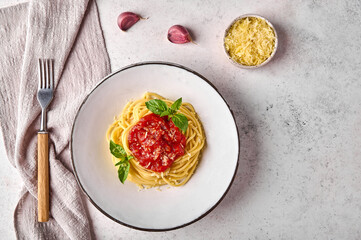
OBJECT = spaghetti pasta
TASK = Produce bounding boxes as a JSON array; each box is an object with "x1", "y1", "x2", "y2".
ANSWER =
[{"x1": 106, "y1": 92, "x2": 206, "y2": 189}]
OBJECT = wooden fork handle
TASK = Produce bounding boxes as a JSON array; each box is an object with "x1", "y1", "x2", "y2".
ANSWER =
[{"x1": 38, "y1": 132, "x2": 49, "y2": 222}]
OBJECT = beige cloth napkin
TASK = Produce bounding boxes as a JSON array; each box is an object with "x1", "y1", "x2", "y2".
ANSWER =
[{"x1": 0, "y1": 0, "x2": 110, "y2": 239}]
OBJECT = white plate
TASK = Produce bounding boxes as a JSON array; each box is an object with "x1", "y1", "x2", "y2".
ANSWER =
[{"x1": 71, "y1": 62, "x2": 239, "y2": 231}]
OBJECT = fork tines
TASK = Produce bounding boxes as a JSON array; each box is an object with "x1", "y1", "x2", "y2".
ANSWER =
[{"x1": 38, "y1": 59, "x2": 54, "y2": 89}]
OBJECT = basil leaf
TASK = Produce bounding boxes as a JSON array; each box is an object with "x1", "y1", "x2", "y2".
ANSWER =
[
  {"x1": 170, "y1": 98, "x2": 182, "y2": 112},
  {"x1": 110, "y1": 140, "x2": 127, "y2": 159},
  {"x1": 117, "y1": 160, "x2": 130, "y2": 184},
  {"x1": 160, "y1": 109, "x2": 174, "y2": 117},
  {"x1": 171, "y1": 113, "x2": 188, "y2": 133},
  {"x1": 145, "y1": 99, "x2": 168, "y2": 115},
  {"x1": 110, "y1": 140, "x2": 133, "y2": 183},
  {"x1": 169, "y1": 108, "x2": 176, "y2": 115}
]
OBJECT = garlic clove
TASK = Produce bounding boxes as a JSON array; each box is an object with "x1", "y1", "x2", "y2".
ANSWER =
[
  {"x1": 117, "y1": 12, "x2": 141, "y2": 31},
  {"x1": 167, "y1": 25, "x2": 193, "y2": 44}
]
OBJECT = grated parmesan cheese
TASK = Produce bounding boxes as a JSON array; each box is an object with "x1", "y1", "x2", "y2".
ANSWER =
[{"x1": 224, "y1": 17, "x2": 276, "y2": 66}]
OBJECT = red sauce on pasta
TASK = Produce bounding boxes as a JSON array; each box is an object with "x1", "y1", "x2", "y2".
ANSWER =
[{"x1": 128, "y1": 113, "x2": 186, "y2": 172}]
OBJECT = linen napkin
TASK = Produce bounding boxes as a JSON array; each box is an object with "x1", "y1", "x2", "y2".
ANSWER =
[{"x1": 0, "y1": 0, "x2": 110, "y2": 239}]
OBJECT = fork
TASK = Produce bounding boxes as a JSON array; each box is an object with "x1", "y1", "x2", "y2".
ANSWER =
[{"x1": 37, "y1": 59, "x2": 54, "y2": 222}]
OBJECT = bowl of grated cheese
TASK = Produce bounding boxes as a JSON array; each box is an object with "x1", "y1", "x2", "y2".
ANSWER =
[{"x1": 224, "y1": 14, "x2": 278, "y2": 68}]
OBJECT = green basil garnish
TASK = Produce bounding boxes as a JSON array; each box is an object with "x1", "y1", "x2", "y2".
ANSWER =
[
  {"x1": 170, "y1": 98, "x2": 182, "y2": 112},
  {"x1": 171, "y1": 113, "x2": 188, "y2": 134},
  {"x1": 110, "y1": 140, "x2": 133, "y2": 184},
  {"x1": 115, "y1": 160, "x2": 130, "y2": 184},
  {"x1": 145, "y1": 99, "x2": 168, "y2": 115},
  {"x1": 145, "y1": 97, "x2": 188, "y2": 133}
]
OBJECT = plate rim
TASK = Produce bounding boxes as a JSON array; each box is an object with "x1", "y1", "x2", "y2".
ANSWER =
[{"x1": 70, "y1": 61, "x2": 240, "y2": 232}]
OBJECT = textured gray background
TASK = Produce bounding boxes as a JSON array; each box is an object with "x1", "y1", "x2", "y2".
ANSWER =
[{"x1": 1, "y1": 0, "x2": 361, "y2": 239}]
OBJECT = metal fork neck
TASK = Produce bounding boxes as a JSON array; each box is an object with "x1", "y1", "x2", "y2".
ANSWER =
[{"x1": 40, "y1": 109, "x2": 47, "y2": 131}]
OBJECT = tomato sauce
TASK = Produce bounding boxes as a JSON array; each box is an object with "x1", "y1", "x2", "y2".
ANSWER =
[{"x1": 128, "y1": 113, "x2": 187, "y2": 172}]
